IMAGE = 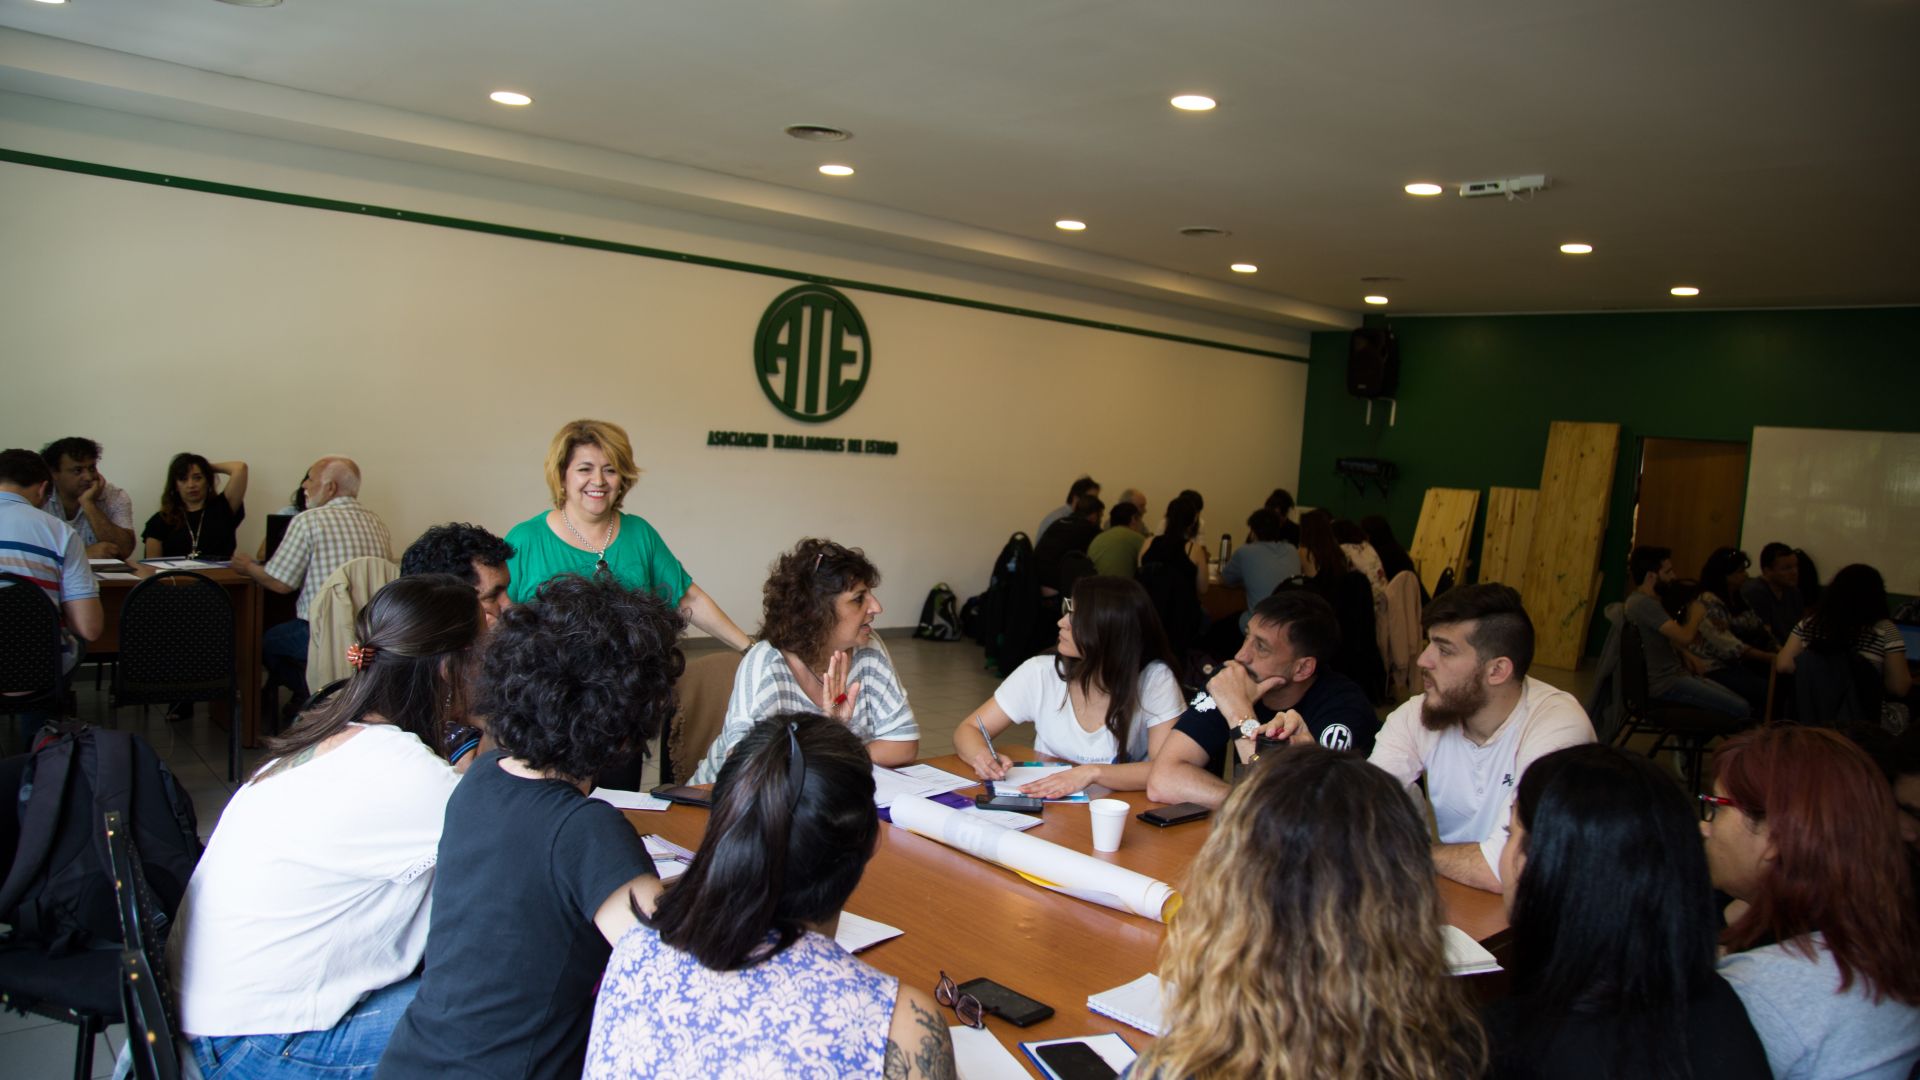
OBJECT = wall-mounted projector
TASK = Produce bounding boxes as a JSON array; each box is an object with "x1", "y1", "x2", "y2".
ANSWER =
[{"x1": 1459, "y1": 175, "x2": 1550, "y2": 199}]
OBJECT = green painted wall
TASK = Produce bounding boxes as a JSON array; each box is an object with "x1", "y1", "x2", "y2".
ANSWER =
[{"x1": 1297, "y1": 307, "x2": 1920, "y2": 659}]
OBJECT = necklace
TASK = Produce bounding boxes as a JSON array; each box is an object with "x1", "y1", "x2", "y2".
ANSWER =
[
  {"x1": 184, "y1": 505, "x2": 206, "y2": 559},
  {"x1": 559, "y1": 508, "x2": 615, "y2": 572}
]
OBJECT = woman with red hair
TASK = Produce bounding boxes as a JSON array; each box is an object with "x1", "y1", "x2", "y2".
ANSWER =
[{"x1": 1703, "y1": 726, "x2": 1920, "y2": 1078}]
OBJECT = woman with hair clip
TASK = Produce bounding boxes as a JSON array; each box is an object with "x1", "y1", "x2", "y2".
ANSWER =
[
  {"x1": 691, "y1": 537, "x2": 918, "y2": 783},
  {"x1": 953, "y1": 574, "x2": 1185, "y2": 798},
  {"x1": 1484, "y1": 744, "x2": 1769, "y2": 1079},
  {"x1": 585, "y1": 714, "x2": 955, "y2": 1078},
  {"x1": 141, "y1": 452, "x2": 248, "y2": 560},
  {"x1": 1133, "y1": 747, "x2": 1486, "y2": 1080},
  {"x1": 169, "y1": 574, "x2": 480, "y2": 1079},
  {"x1": 1704, "y1": 726, "x2": 1920, "y2": 1078},
  {"x1": 378, "y1": 575, "x2": 684, "y2": 1080}
]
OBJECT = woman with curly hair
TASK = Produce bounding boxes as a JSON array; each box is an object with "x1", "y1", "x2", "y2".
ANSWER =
[
  {"x1": 1704, "y1": 726, "x2": 1920, "y2": 1078},
  {"x1": 691, "y1": 538, "x2": 918, "y2": 783},
  {"x1": 503, "y1": 418, "x2": 749, "y2": 649},
  {"x1": 1134, "y1": 746, "x2": 1485, "y2": 1080},
  {"x1": 378, "y1": 575, "x2": 685, "y2": 1080},
  {"x1": 952, "y1": 574, "x2": 1183, "y2": 798},
  {"x1": 171, "y1": 574, "x2": 479, "y2": 1078},
  {"x1": 586, "y1": 714, "x2": 953, "y2": 1078}
]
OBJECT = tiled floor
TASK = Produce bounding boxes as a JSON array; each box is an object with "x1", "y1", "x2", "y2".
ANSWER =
[{"x1": 0, "y1": 1000, "x2": 122, "y2": 1079}]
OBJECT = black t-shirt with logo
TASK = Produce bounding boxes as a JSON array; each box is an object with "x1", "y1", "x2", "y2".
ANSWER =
[
  {"x1": 140, "y1": 497, "x2": 244, "y2": 560},
  {"x1": 1172, "y1": 669, "x2": 1380, "y2": 776}
]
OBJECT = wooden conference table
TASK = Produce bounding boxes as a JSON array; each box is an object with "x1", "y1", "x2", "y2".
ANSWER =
[
  {"x1": 90, "y1": 567, "x2": 265, "y2": 747},
  {"x1": 630, "y1": 748, "x2": 1509, "y2": 1060}
]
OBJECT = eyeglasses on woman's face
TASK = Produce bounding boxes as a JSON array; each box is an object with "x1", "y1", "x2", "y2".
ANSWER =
[{"x1": 1698, "y1": 792, "x2": 1748, "y2": 822}]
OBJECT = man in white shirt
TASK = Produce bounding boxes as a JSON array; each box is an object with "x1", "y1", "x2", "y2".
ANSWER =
[{"x1": 1369, "y1": 583, "x2": 1595, "y2": 892}]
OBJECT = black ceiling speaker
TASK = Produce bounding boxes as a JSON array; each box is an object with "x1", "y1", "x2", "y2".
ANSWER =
[{"x1": 1347, "y1": 327, "x2": 1399, "y2": 398}]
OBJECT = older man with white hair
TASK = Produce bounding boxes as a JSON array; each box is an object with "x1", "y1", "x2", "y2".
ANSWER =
[{"x1": 232, "y1": 456, "x2": 393, "y2": 705}]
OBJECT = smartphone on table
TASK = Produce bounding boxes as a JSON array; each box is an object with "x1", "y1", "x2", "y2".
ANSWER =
[
  {"x1": 974, "y1": 793, "x2": 1045, "y2": 814},
  {"x1": 649, "y1": 784, "x2": 713, "y2": 809},
  {"x1": 1137, "y1": 802, "x2": 1209, "y2": 827},
  {"x1": 957, "y1": 976, "x2": 1054, "y2": 1026},
  {"x1": 1034, "y1": 1041, "x2": 1120, "y2": 1080}
]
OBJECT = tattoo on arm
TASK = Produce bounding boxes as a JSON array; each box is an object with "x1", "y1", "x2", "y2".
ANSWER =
[
  {"x1": 883, "y1": 1039, "x2": 909, "y2": 1080},
  {"x1": 909, "y1": 999, "x2": 957, "y2": 1080}
]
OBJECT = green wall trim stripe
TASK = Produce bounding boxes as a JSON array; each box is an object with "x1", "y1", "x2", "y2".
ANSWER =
[{"x1": 0, "y1": 147, "x2": 1306, "y2": 364}]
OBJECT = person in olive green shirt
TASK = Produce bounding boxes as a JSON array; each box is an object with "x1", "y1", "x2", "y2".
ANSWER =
[
  {"x1": 505, "y1": 419, "x2": 750, "y2": 650},
  {"x1": 1088, "y1": 501, "x2": 1149, "y2": 579}
]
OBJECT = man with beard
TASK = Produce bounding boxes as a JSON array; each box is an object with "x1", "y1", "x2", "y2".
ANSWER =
[{"x1": 1368, "y1": 584, "x2": 1594, "y2": 892}]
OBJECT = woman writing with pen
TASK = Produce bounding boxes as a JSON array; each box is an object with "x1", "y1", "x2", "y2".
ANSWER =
[{"x1": 953, "y1": 575, "x2": 1185, "y2": 798}]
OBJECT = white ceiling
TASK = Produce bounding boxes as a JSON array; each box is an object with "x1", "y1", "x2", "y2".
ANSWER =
[{"x1": 2, "y1": 0, "x2": 1916, "y2": 329}]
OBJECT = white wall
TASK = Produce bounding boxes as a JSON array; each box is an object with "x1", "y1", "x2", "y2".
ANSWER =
[{"x1": 0, "y1": 93, "x2": 1310, "y2": 630}]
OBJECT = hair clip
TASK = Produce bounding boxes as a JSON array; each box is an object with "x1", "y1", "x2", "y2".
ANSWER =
[
  {"x1": 346, "y1": 642, "x2": 376, "y2": 670},
  {"x1": 814, "y1": 552, "x2": 825, "y2": 572}
]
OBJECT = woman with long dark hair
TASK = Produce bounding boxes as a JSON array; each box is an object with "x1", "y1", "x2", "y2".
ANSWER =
[
  {"x1": 1484, "y1": 744, "x2": 1768, "y2": 1078},
  {"x1": 1775, "y1": 563, "x2": 1911, "y2": 730},
  {"x1": 692, "y1": 537, "x2": 917, "y2": 783},
  {"x1": 1137, "y1": 493, "x2": 1209, "y2": 663},
  {"x1": 1134, "y1": 748, "x2": 1485, "y2": 1079},
  {"x1": 170, "y1": 574, "x2": 480, "y2": 1077},
  {"x1": 1705, "y1": 726, "x2": 1920, "y2": 1077},
  {"x1": 141, "y1": 452, "x2": 248, "y2": 560},
  {"x1": 1299, "y1": 509, "x2": 1387, "y2": 702},
  {"x1": 1361, "y1": 514, "x2": 1420, "y2": 588},
  {"x1": 954, "y1": 574, "x2": 1184, "y2": 797},
  {"x1": 585, "y1": 714, "x2": 954, "y2": 1078}
]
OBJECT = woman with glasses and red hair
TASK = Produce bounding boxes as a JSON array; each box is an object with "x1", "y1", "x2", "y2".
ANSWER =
[{"x1": 1702, "y1": 726, "x2": 1920, "y2": 1078}]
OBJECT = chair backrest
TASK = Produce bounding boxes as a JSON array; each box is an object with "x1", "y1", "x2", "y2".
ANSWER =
[
  {"x1": 307, "y1": 557, "x2": 401, "y2": 688},
  {"x1": 113, "y1": 571, "x2": 234, "y2": 707},
  {"x1": 104, "y1": 810, "x2": 181, "y2": 1080},
  {"x1": 1619, "y1": 623, "x2": 1653, "y2": 716},
  {"x1": 0, "y1": 572, "x2": 63, "y2": 699},
  {"x1": 665, "y1": 651, "x2": 745, "y2": 784},
  {"x1": 1792, "y1": 643, "x2": 1883, "y2": 731}
]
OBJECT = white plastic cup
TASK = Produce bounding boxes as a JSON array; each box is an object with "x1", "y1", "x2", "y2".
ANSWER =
[{"x1": 1089, "y1": 798, "x2": 1129, "y2": 852}]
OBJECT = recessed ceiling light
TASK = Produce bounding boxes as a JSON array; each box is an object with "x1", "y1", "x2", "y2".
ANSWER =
[
  {"x1": 1364, "y1": 295, "x2": 1390, "y2": 305},
  {"x1": 488, "y1": 91, "x2": 533, "y2": 106},
  {"x1": 1178, "y1": 226, "x2": 1231, "y2": 238},
  {"x1": 818, "y1": 164, "x2": 855, "y2": 177},
  {"x1": 1670, "y1": 286, "x2": 1701, "y2": 297},
  {"x1": 212, "y1": 0, "x2": 284, "y2": 6},
  {"x1": 31, "y1": 0, "x2": 70, "y2": 5},
  {"x1": 1055, "y1": 220, "x2": 1087, "y2": 232},
  {"x1": 1230, "y1": 263, "x2": 1258, "y2": 274},
  {"x1": 784, "y1": 124, "x2": 852, "y2": 142},
  {"x1": 1559, "y1": 243, "x2": 1593, "y2": 255},
  {"x1": 1170, "y1": 94, "x2": 1217, "y2": 111},
  {"x1": 1404, "y1": 182, "x2": 1443, "y2": 197}
]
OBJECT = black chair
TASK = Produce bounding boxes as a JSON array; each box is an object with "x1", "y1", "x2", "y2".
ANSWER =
[
  {"x1": 112, "y1": 572, "x2": 237, "y2": 780},
  {"x1": 1792, "y1": 643, "x2": 1884, "y2": 733},
  {"x1": 0, "y1": 573, "x2": 68, "y2": 748},
  {"x1": 1613, "y1": 624, "x2": 1750, "y2": 792},
  {"x1": 105, "y1": 809, "x2": 181, "y2": 1080}
]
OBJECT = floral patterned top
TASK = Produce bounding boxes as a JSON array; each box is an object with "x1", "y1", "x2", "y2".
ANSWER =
[{"x1": 585, "y1": 924, "x2": 898, "y2": 1080}]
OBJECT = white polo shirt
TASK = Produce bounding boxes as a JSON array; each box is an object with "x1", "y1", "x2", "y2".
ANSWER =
[{"x1": 1368, "y1": 676, "x2": 1594, "y2": 882}]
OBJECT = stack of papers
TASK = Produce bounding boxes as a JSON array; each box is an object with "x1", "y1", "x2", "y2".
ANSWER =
[
  {"x1": 1443, "y1": 924, "x2": 1502, "y2": 975},
  {"x1": 1086, "y1": 973, "x2": 1166, "y2": 1036},
  {"x1": 871, "y1": 763, "x2": 975, "y2": 808},
  {"x1": 990, "y1": 763, "x2": 1092, "y2": 803},
  {"x1": 142, "y1": 557, "x2": 227, "y2": 569},
  {"x1": 589, "y1": 787, "x2": 670, "y2": 812},
  {"x1": 641, "y1": 834, "x2": 695, "y2": 882},
  {"x1": 961, "y1": 807, "x2": 1044, "y2": 832}
]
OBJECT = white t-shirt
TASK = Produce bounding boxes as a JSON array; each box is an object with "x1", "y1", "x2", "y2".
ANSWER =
[
  {"x1": 170, "y1": 723, "x2": 459, "y2": 1037},
  {"x1": 1367, "y1": 676, "x2": 1594, "y2": 882},
  {"x1": 992, "y1": 655, "x2": 1184, "y2": 764},
  {"x1": 1720, "y1": 933, "x2": 1920, "y2": 1080}
]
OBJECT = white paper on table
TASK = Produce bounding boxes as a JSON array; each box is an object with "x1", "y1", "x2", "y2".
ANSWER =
[
  {"x1": 1443, "y1": 924, "x2": 1502, "y2": 974},
  {"x1": 833, "y1": 912, "x2": 903, "y2": 953},
  {"x1": 961, "y1": 807, "x2": 1044, "y2": 832},
  {"x1": 889, "y1": 794, "x2": 1177, "y2": 922},
  {"x1": 96, "y1": 573, "x2": 142, "y2": 581},
  {"x1": 872, "y1": 763, "x2": 975, "y2": 808},
  {"x1": 892, "y1": 763, "x2": 976, "y2": 794},
  {"x1": 950, "y1": 1025, "x2": 1030, "y2": 1080},
  {"x1": 641, "y1": 834, "x2": 693, "y2": 881},
  {"x1": 590, "y1": 787, "x2": 670, "y2": 812},
  {"x1": 990, "y1": 763, "x2": 1091, "y2": 802},
  {"x1": 143, "y1": 557, "x2": 224, "y2": 569}
]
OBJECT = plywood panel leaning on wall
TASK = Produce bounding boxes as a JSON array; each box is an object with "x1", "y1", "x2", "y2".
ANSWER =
[
  {"x1": 1479, "y1": 487, "x2": 1539, "y2": 587},
  {"x1": 1408, "y1": 488, "x2": 1481, "y2": 594},
  {"x1": 1519, "y1": 422, "x2": 1621, "y2": 670}
]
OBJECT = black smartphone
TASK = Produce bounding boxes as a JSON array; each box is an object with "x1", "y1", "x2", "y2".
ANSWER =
[
  {"x1": 1137, "y1": 802, "x2": 1210, "y2": 827},
  {"x1": 957, "y1": 977, "x2": 1054, "y2": 1027},
  {"x1": 974, "y1": 793, "x2": 1044, "y2": 813},
  {"x1": 649, "y1": 784, "x2": 713, "y2": 809},
  {"x1": 1034, "y1": 1041, "x2": 1119, "y2": 1080}
]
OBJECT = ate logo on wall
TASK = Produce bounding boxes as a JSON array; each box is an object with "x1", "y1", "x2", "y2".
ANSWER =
[{"x1": 754, "y1": 284, "x2": 871, "y2": 423}]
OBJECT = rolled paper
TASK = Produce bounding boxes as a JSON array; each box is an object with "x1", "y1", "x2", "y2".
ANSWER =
[{"x1": 889, "y1": 794, "x2": 1179, "y2": 922}]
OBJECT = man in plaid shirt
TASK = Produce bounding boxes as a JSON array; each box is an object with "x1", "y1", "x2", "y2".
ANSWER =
[{"x1": 232, "y1": 456, "x2": 392, "y2": 706}]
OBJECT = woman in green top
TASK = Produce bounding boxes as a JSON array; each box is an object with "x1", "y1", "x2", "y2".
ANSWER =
[{"x1": 504, "y1": 419, "x2": 751, "y2": 650}]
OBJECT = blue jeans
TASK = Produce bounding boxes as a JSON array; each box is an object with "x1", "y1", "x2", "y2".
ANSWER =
[
  {"x1": 1655, "y1": 673, "x2": 1751, "y2": 718},
  {"x1": 262, "y1": 618, "x2": 311, "y2": 703},
  {"x1": 190, "y1": 974, "x2": 419, "y2": 1079}
]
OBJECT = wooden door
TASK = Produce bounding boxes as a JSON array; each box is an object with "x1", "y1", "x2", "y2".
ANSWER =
[{"x1": 1632, "y1": 438, "x2": 1750, "y2": 578}]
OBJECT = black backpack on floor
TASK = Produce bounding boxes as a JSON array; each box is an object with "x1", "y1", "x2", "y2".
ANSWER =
[
  {"x1": 0, "y1": 725, "x2": 202, "y2": 955},
  {"x1": 913, "y1": 583, "x2": 963, "y2": 642}
]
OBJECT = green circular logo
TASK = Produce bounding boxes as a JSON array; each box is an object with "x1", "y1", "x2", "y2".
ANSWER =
[{"x1": 754, "y1": 284, "x2": 870, "y2": 423}]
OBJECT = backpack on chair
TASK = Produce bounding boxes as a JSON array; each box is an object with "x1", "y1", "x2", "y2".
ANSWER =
[
  {"x1": 0, "y1": 725, "x2": 202, "y2": 956},
  {"x1": 913, "y1": 583, "x2": 963, "y2": 642}
]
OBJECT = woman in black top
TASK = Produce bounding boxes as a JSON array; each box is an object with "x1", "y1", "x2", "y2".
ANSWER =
[
  {"x1": 1484, "y1": 744, "x2": 1769, "y2": 1080},
  {"x1": 1298, "y1": 509, "x2": 1386, "y2": 702},
  {"x1": 141, "y1": 453, "x2": 248, "y2": 560}
]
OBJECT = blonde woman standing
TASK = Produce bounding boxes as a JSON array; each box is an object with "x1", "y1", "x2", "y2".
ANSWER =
[
  {"x1": 1136, "y1": 747, "x2": 1485, "y2": 1080},
  {"x1": 505, "y1": 419, "x2": 749, "y2": 649}
]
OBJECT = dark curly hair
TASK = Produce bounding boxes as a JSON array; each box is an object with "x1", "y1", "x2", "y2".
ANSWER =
[
  {"x1": 758, "y1": 538, "x2": 880, "y2": 669},
  {"x1": 477, "y1": 573, "x2": 686, "y2": 780},
  {"x1": 401, "y1": 522, "x2": 515, "y2": 585}
]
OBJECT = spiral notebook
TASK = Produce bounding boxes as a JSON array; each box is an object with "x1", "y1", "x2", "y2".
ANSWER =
[{"x1": 1085, "y1": 973, "x2": 1165, "y2": 1036}]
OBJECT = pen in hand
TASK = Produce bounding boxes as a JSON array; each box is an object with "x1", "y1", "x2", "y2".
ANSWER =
[{"x1": 975, "y1": 716, "x2": 1008, "y2": 781}]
